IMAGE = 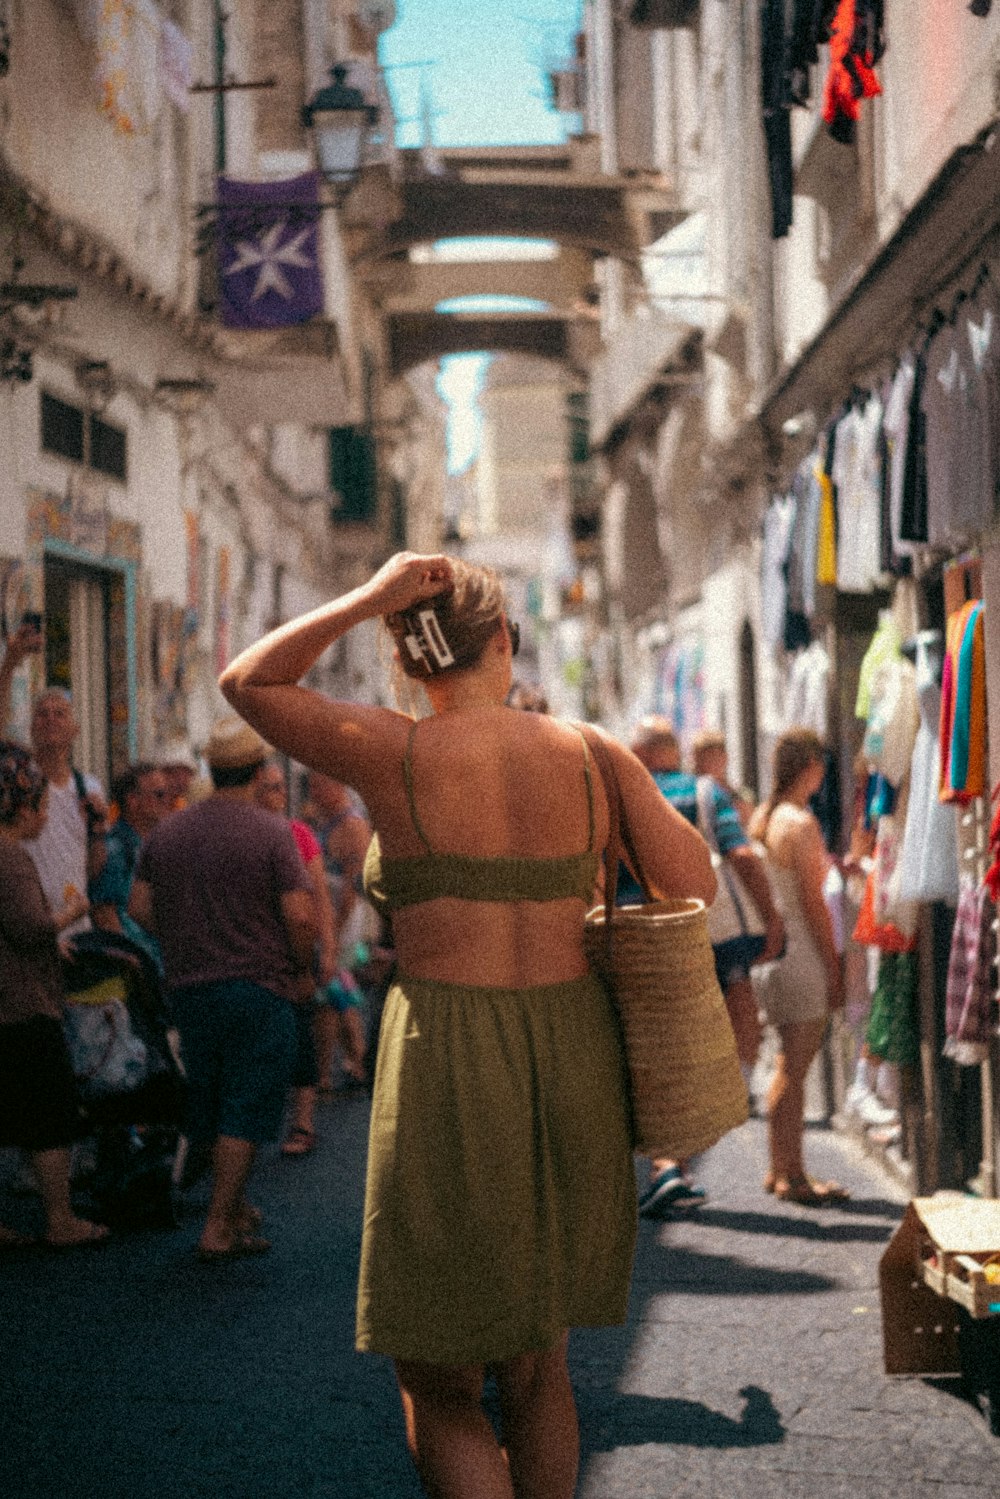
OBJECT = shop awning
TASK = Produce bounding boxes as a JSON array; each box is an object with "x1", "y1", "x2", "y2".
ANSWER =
[{"x1": 756, "y1": 120, "x2": 1000, "y2": 439}]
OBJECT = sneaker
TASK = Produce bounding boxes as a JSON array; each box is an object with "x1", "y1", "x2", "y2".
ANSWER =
[
  {"x1": 639, "y1": 1167, "x2": 708, "y2": 1218},
  {"x1": 844, "y1": 1084, "x2": 897, "y2": 1129}
]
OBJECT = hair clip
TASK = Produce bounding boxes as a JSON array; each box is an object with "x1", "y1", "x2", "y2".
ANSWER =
[
  {"x1": 418, "y1": 609, "x2": 455, "y2": 668},
  {"x1": 403, "y1": 608, "x2": 454, "y2": 673}
]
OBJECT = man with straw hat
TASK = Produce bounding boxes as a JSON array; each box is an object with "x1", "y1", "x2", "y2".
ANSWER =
[{"x1": 128, "y1": 715, "x2": 317, "y2": 1261}]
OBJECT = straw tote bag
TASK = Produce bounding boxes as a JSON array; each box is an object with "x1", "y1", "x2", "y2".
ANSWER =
[{"x1": 581, "y1": 730, "x2": 748, "y2": 1160}]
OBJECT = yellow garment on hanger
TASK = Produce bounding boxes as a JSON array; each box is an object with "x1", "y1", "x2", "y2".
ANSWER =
[{"x1": 816, "y1": 466, "x2": 837, "y2": 586}]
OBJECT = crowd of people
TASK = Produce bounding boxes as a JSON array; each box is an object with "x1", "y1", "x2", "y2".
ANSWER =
[
  {"x1": 1, "y1": 554, "x2": 848, "y2": 1499},
  {"x1": 0, "y1": 618, "x2": 383, "y2": 1257}
]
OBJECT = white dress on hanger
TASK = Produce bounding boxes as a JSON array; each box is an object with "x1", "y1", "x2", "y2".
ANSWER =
[{"x1": 897, "y1": 634, "x2": 960, "y2": 903}]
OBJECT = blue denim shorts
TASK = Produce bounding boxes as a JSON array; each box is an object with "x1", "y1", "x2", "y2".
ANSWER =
[
  {"x1": 169, "y1": 980, "x2": 297, "y2": 1144},
  {"x1": 713, "y1": 933, "x2": 767, "y2": 990}
]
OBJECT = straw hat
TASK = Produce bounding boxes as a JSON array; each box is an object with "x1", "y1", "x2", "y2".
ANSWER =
[
  {"x1": 203, "y1": 716, "x2": 270, "y2": 770},
  {"x1": 154, "y1": 737, "x2": 199, "y2": 772}
]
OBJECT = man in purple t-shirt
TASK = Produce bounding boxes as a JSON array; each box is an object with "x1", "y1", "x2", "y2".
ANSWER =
[{"x1": 129, "y1": 716, "x2": 316, "y2": 1261}]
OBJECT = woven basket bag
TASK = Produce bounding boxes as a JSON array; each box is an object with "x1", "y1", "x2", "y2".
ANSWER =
[{"x1": 581, "y1": 729, "x2": 749, "y2": 1160}]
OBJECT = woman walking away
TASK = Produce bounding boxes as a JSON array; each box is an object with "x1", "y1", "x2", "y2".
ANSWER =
[
  {"x1": 0, "y1": 741, "x2": 109, "y2": 1249},
  {"x1": 750, "y1": 728, "x2": 848, "y2": 1206},
  {"x1": 220, "y1": 552, "x2": 715, "y2": 1499}
]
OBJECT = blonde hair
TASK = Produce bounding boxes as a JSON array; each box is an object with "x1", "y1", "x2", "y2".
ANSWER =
[
  {"x1": 691, "y1": 729, "x2": 726, "y2": 771},
  {"x1": 630, "y1": 715, "x2": 680, "y2": 765},
  {"x1": 384, "y1": 559, "x2": 508, "y2": 681}
]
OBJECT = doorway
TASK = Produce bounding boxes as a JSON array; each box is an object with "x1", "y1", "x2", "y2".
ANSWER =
[{"x1": 43, "y1": 555, "x2": 111, "y2": 786}]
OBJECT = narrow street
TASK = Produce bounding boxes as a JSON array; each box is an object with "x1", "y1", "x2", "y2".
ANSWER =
[{"x1": 2, "y1": 1101, "x2": 998, "y2": 1499}]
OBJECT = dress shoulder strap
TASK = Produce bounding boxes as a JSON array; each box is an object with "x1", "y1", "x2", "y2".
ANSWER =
[{"x1": 403, "y1": 719, "x2": 434, "y2": 854}]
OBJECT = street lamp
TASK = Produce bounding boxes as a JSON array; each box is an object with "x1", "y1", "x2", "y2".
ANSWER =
[{"x1": 302, "y1": 65, "x2": 378, "y2": 201}]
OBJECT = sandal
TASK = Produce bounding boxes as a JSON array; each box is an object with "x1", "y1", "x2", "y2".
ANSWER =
[
  {"x1": 773, "y1": 1174, "x2": 850, "y2": 1206},
  {"x1": 281, "y1": 1126, "x2": 316, "y2": 1157}
]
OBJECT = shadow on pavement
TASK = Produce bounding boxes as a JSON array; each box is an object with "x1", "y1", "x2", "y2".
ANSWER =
[
  {"x1": 832, "y1": 1196, "x2": 906, "y2": 1220},
  {"x1": 687, "y1": 1205, "x2": 899, "y2": 1244},
  {"x1": 637, "y1": 1240, "x2": 838, "y2": 1295},
  {"x1": 579, "y1": 1383, "x2": 784, "y2": 1452}
]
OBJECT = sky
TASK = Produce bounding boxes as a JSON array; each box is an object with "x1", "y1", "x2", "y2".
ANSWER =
[{"x1": 378, "y1": 0, "x2": 582, "y2": 471}]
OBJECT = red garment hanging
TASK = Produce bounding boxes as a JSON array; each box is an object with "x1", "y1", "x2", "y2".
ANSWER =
[{"x1": 822, "y1": 0, "x2": 883, "y2": 144}]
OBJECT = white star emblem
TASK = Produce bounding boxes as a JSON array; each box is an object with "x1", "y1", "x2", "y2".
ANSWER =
[{"x1": 223, "y1": 220, "x2": 314, "y2": 302}]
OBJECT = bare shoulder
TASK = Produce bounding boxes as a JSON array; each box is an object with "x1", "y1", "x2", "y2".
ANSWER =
[{"x1": 769, "y1": 803, "x2": 823, "y2": 855}]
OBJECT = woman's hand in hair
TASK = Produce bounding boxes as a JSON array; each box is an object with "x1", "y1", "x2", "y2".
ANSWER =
[{"x1": 364, "y1": 553, "x2": 454, "y2": 618}]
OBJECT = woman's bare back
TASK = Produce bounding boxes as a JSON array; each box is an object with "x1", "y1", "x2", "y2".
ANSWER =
[{"x1": 373, "y1": 708, "x2": 606, "y2": 988}]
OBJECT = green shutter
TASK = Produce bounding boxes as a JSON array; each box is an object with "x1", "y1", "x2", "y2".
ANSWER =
[{"x1": 329, "y1": 427, "x2": 377, "y2": 524}]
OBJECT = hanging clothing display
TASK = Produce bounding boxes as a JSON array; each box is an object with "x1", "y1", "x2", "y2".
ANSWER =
[
  {"x1": 788, "y1": 1, "x2": 839, "y2": 102},
  {"x1": 784, "y1": 640, "x2": 831, "y2": 736},
  {"x1": 865, "y1": 951, "x2": 920, "y2": 1066},
  {"x1": 822, "y1": 0, "x2": 885, "y2": 145},
  {"x1": 861, "y1": 650, "x2": 919, "y2": 790},
  {"x1": 896, "y1": 634, "x2": 960, "y2": 903},
  {"x1": 816, "y1": 458, "x2": 838, "y2": 586},
  {"x1": 855, "y1": 613, "x2": 901, "y2": 721},
  {"x1": 984, "y1": 794, "x2": 1000, "y2": 903},
  {"x1": 760, "y1": 1, "x2": 866, "y2": 238},
  {"x1": 939, "y1": 598, "x2": 987, "y2": 803},
  {"x1": 916, "y1": 277, "x2": 1000, "y2": 549},
  {"x1": 760, "y1": 0, "x2": 794, "y2": 239},
  {"x1": 964, "y1": 277, "x2": 1000, "y2": 520},
  {"x1": 832, "y1": 394, "x2": 885, "y2": 593},
  {"x1": 944, "y1": 880, "x2": 996, "y2": 1065},
  {"x1": 852, "y1": 867, "x2": 917, "y2": 952},
  {"x1": 882, "y1": 353, "x2": 922, "y2": 560},
  {"x1": 759, "y1": 495, "x2": 796, "y2": 648},
  {"x1": 872, "y1": 810, "x2": 919, "y2": 937}
]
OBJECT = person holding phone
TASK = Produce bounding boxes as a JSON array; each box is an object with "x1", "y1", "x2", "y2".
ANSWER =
[{"x1": 0, "y1": 614, "x2": 44, "y2": 738}]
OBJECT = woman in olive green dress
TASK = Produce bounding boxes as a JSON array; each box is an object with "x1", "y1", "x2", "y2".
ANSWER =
[{"x1": 221, "y1": 552, "x2": 714, "y2": 1499}]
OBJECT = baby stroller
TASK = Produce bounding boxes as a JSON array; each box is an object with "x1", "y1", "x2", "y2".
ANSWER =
[{"x1": 61, "y1": 931, "x2": 186, "y2": 1231}]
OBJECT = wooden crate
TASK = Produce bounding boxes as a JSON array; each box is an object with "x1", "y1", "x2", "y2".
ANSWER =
[{"x1": 917, "y1": 1251, "x2": 1000, "y2": 1319}]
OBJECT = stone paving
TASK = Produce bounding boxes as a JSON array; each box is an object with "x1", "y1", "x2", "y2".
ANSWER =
[{"x1": 1, "y1": 1101, "x2": 999, "y2": 1499}]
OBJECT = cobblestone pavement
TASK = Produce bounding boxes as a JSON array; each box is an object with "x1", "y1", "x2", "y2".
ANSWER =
[{"x1": 1, "y1": 1101, "x2": 998, "y2": 1499}]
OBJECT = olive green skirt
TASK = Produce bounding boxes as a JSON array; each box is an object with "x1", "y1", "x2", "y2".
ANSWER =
[{"x1": 356, "y1": 971, "x2": 637, "y2": 1366}]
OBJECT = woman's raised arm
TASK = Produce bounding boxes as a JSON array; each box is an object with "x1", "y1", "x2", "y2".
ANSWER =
[{"x1": 218, "y1": 553, "x2": 453, "y2": 786}]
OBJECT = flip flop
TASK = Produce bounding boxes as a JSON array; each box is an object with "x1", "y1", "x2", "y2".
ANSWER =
[
  {"x1": 196, "y1": 1233, "x2": 272, "y2": 1264},
  {"x1": 281, "y1": 1126, "x2": 316, "y2": 1157}
]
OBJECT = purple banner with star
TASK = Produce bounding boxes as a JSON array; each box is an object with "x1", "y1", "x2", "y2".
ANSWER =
[{"x1": 216, "y1": 171, "x2": 323, "y2": 329}]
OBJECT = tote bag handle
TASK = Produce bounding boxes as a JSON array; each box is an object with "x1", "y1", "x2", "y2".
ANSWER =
[{"x1": 577, "y1": 726, "x2": 653, "y2": 961}]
